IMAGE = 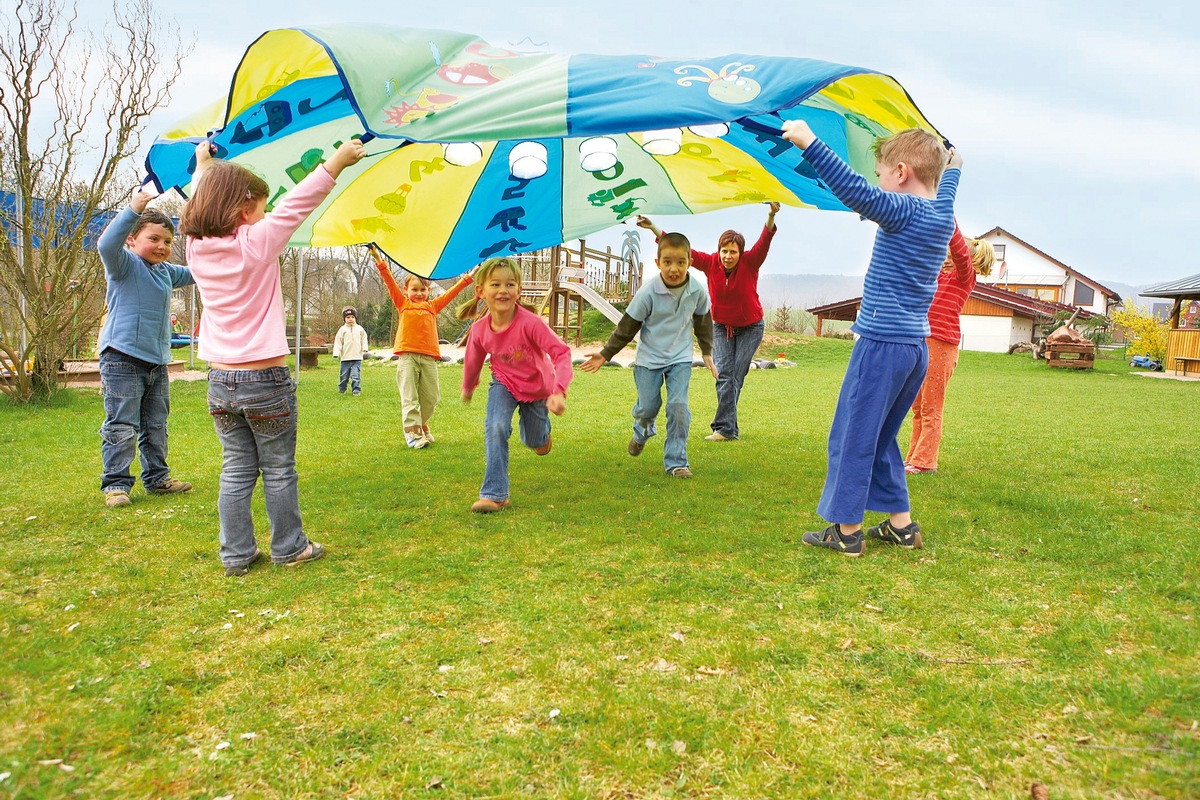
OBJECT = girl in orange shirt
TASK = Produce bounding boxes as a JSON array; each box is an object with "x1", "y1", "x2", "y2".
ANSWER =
[{"x1": 372, "y1": 249, "x2": 476, "y2": 448}]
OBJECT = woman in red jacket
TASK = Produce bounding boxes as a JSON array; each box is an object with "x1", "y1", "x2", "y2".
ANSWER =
[{"x1": 637, "y1": 203, "x2": 779, "y2": 441}]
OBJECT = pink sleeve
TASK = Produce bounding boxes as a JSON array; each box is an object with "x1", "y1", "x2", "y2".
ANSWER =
[
  {"x1": 462, "y1": 326, "x2": 486, "y2": 394},
  {"x1": 530, "y1": 317, "x2": 574, "y2": 397},
  {"x1": 243, "y1": 166, "x2": 336, "y2": 263}
]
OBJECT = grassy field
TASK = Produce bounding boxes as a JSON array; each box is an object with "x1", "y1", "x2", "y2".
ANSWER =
[{"x1": 2, "y1": 335, "x2": 1197, "y2": 799}]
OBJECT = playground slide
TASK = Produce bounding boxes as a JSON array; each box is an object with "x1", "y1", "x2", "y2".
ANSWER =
[{"x1": 563, "y1": 280, "x2": 624, "y2": 325}]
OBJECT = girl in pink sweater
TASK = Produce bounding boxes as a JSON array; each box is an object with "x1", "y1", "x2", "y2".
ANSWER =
[
  {"x1": 459, "y1": 257, "x2": 574, "y2": 513},
  {"x1": 180, "y1": 140, "x2": 363, "y2": 576}
]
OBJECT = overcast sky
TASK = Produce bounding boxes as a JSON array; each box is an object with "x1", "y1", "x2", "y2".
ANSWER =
[{"x1": 75, "y1": 0, "x2": 1200, "y2": 287}]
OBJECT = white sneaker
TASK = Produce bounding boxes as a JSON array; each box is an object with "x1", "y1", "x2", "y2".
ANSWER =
[
  {"x1": 406, "y1": 433, "x2": 428, "y2": 449},
  {"x1": 704, "y1": 432, "x2": 734, "y2": 441}
]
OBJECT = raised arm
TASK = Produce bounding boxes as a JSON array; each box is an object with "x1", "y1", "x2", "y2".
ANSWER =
[
  {"x1": 243, "y1": 140, "x2": 364, "y2": 261},
  {"x1": 948, "y1": 224, "x2": 972, "y2": 284},
  {"x1": 431, "y1": 267, "x2": 477, "y2": 313},
  {"x1": 97, "y1": 184, "x2": 161, "y2": 279},
  {"x1": 372, "y1": 254, "x2": 408, "y2": 311},
  {"x1": 782, "y1": 121, "x2": 915, "y2": 231}
]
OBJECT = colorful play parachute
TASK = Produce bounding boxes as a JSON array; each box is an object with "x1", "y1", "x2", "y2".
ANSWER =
[{"x1": 146, "y1": 26, "x2": 945, "y2": 278}]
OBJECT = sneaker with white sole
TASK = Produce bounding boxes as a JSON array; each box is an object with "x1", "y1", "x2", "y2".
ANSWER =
[
  {"x1": 406, "y1": 433, "x2": 428, "y2": 449},
  {"x1": 669, "y1": 466, "x2": 693, "y2": 478},
  {"x1": 704, "y1": 432, "x2": 734, "y2": 441},
  {"x1": 278, "y1": 542, "x2": 325, "y2": 567},
  {"x1": 148, "y1": 477, "x2": 192, "y2": 495}
]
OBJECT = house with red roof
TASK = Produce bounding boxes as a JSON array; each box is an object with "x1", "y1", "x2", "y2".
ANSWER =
[
  {"x1": 806, "y1": 228, "x2": 1112, "y2": 353},
  {"x1": 975, "y1": 227, "x2": 1121, "y2": 317}
]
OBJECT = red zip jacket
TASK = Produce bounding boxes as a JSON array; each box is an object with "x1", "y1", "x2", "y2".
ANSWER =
[{"x1": 687, "y1": 224, "x2": 777, "y2": 330}]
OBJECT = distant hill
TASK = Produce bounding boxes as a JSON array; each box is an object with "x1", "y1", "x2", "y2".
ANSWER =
[{"x1": 757, "y1": 273, "x2": 865, "y2": 310}]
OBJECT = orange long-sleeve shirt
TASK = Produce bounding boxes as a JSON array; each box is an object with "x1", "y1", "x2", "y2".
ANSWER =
[{"x1": 375, "y1": 261, "x2": 474, "y2": 358}]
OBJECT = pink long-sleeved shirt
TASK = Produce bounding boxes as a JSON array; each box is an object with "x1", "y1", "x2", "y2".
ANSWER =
[
  {"x1": 462, "y1": 306, "x2": 573, "y2": 402},
  {"x1": 187, "y1": 166, "x2": 336, "y2": 364}
]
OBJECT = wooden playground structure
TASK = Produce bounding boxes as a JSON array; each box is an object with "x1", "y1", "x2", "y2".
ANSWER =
[{"x1": 509, "y1": 235, "x2": 643, "y2": 345}]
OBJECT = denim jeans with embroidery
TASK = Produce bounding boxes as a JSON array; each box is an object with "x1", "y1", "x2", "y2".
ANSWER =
[
  {"x1": 207, "y1": 367, "x2": 309, "y2": 567},
  {"x1": 99, "y1": 349, "x2": 171, "y2": 492}
]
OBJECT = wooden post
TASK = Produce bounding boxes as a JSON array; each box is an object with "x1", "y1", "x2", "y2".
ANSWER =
[{"x1": 815, "y1": 316, "x2": 824, "y2": 337}]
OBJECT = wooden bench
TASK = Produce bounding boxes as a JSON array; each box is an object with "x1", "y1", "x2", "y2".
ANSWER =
[
  {"x1": 1172, "y1": 356, "x2": 1200, "y2": 376},
  {"x1": 289, "y1": 346, "x2": 328, "y2": 368}
]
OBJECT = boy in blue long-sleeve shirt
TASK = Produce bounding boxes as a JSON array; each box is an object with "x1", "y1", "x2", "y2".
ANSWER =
[
  {"x1": 96, "y1": 185, "x2": 195, "y2": 507},
  {"x1": 782, "y1": 121, "x2": 961, "y2": 556}
]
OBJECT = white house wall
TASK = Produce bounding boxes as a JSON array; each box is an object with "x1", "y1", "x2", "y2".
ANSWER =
[
  {"x1": 977, "y1": 230, "x2": 1110, "y2": 315},
  {"x1": 960, "y1": 314, "x2": 1033, "y2": 353},
  {"x1": 978, "y1": 232, "x2": 1065, "y2": 288}
]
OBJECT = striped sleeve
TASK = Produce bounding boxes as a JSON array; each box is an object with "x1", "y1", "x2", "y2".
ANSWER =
[{"x1": 801, "y1": 139, "x2": 917, "y2": 232}]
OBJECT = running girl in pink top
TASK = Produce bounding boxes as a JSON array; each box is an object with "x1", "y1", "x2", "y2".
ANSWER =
[
  {"x1": 458, "y1": 257, "x2": 574, "y2": 514},
  {"x1": 180, "y1": 139, "x2": 364, "y2": 576}
]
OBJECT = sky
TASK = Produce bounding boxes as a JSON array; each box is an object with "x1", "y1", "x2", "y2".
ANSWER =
[{"x1": 73, "y1": 0, "x2": 1200, "y2": 288}]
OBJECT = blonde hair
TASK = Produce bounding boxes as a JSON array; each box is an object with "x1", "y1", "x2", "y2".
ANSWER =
[
  {"x1": 403, "y1": 273, "x2": 431, "y2": 291},
  {"x1": 179, "y1": 160, "x2": 270, "y2": 239},
  {"x1": 872, "y1": 128, "x2": 947, "y2": 189},
  {"x1": 969, "y1": 238, "x2": 996, "y2": 277},
  {"x1": 455, "y1": 257, "x2": 524, "y2": 322}
]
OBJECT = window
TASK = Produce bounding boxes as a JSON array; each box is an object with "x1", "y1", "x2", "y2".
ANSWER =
[
  {"x1": 992, "y1": 244, "x2": 1005, "y2": 261},
  {"x1": 1073, "y1": 283, "x2": 1095, "y2": 306}
]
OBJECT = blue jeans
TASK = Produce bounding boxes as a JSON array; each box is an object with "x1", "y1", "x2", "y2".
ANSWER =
[
  {"x1": 207, "y1": 367, "x2": 309, "y2": 567},
  {"x1": 710, "y1": 319, "x2": 764, "y2": 438},
  {"x1": 632, "y1": 362, "x2": 692, "y2": 473},
  {"x1": 98, "y1": 349, "x2": 172, "y2": 492},
  {"x1": 338, "y1": 359, "x2": 362, "y2": 394},
  {"x1": 480, "y1": 380, "x2": 550, "y2": 502}
]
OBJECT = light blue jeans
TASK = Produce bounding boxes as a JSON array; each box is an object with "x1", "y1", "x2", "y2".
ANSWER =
[
  {"x1": 480, "y1": 380, "x2": 550, "y2": 502},
  {"x1": 338, "y1": 359, "x2": 362, "y2": 394},
  {"x1": 632, "y1": 361, "x2": 692, "y2": 473},
  {"x1": 98, "y1": 349, "x2": 172, "y2": 493},
  {"x1": 710, "y1": 319, "x2": 764, "y2": 438},
  {"x1": 207, "y1": 367, "x2": 310, "y2": 567}
]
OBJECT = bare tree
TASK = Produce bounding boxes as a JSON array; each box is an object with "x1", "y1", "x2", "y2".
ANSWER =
[{"x1": 0, "y1": 0, "x2": 189, "y2": 401}]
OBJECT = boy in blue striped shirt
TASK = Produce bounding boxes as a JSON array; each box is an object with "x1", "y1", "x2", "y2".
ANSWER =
[{"x1": 782, "y1": 121, "x2": 961, "y2": 556}]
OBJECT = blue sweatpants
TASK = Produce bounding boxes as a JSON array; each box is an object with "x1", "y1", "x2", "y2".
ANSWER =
[{"x1": 817, "y1": 336, "x2": 928, "y2": 524}]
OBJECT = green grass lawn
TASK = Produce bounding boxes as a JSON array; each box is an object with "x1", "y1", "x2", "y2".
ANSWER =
[{"x1": 2, "y1": 335, "x2": 1197, "y2": 799}]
